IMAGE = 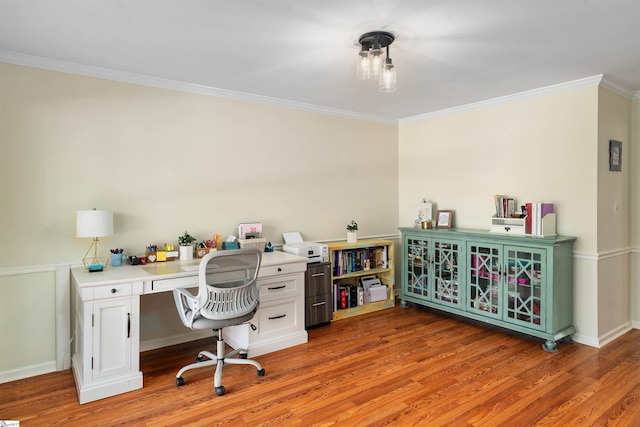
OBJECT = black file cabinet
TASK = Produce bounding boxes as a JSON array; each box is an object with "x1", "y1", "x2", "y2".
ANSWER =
[{"x1": 305, "y1": 262, "x2": 332, "y2": 328}]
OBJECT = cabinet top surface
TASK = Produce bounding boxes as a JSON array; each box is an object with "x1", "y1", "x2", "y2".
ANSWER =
[
  {"x1": 326, "y1": 239, "x2": 394, "y2": 250},
  {"x1": 71, "y1": 250, "x2": 308, "y2": 287},
  {"x1": 399, "y1": 227, "x2": 576, "y2": 245}
]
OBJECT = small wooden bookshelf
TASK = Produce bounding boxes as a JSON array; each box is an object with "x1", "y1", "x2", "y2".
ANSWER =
[{"x1": 327, "y1": 239, "x2": 395, "y2": 321}]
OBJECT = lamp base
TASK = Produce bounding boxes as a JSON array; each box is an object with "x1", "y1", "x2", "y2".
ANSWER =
[{"x1": 82, "y1": 237, "x2": 110, "y2": 270}]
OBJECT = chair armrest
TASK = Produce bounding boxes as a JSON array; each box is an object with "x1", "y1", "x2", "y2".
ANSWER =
[{"x1": 173, "y1": 287, "x2": 200, "y2": 329}]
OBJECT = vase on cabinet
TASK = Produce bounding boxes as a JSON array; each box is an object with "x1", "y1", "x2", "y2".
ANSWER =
[{"x1": 347, "y1": 232, "x2": 357, "y2": 243}]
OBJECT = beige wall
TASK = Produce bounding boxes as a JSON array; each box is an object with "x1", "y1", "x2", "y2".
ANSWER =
[
  {"x1": 596, "y1": 87, "x2": 632, "y2": 340},
  {"x1": 0, "y1": 63, "x2": 399, "y2": 378},
  {"x1": 631, "y1": 95, "x2": 640, "y2": 328},
  {"x1": 399, "y1": 86, "x2": 604, "y2": 343}
]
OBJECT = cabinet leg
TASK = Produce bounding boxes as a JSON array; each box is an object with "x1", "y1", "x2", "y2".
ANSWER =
[
  {"x1": 400, "y1": 299, "x2": 409, "y2": 309},
  {"x1": 542, "y1": 340, "x2": 558, "y2": 353},
  {"x1": 559, "y1": 335, "x2": 574, "y2": 344}
]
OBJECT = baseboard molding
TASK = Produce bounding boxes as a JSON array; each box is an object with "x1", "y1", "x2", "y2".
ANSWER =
[
  {"x1": 571, "y1": 333, "x2": 600, "y2": 348},
  {"x1": 0, "y1": 361, "x2": 57, "y2": 384},
  {"x1": 598, "y1": 322, "x2": 633, "y2": 347},
  {"x1": 139, "y1": 330, "x2": 212, "y2": 352}
]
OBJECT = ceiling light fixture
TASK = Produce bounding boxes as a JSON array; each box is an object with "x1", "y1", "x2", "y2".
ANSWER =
[{"x1": 357, "y1": 31, "x2": 396, "y2": 93}]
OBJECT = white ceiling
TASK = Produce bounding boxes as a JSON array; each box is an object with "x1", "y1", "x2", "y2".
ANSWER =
[{"x1": 2, "y1": 0, "x2": 640, "y2": 122}]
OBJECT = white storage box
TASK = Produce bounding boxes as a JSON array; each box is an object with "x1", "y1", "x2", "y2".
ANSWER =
[
  {"x1": 238, "y1": 237, "x2": 266, "y2": 252},
  {"x1": 368, "y1": 285, "x2": 388, "y2": 302},
  {"x1": 490, "y1": 216, "x2": 525, "y2": 235}
]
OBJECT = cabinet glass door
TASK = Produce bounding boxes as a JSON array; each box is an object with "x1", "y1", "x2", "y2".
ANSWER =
[
  {"x1": 404, "y1": 237, "x2": 430, "y2": 300},
  {"x1": 467, "y1": 242, "x2": 502, "y2": 318},
  {"x1": 504, "y1": 246, "x2": 545, "y2": 330},
  {"x1": 433, "y1": 239, "x2": 462, "y2": 308}
]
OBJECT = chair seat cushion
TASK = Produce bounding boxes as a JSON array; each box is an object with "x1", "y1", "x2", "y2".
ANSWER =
[{"x1": 191, "y1": 308, "x2": 258, "y2": 330}]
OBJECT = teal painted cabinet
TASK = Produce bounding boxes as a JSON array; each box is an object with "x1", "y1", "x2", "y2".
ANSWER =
[{"x1": 400, "y1": 227, "x2": 576, "y2": 352}]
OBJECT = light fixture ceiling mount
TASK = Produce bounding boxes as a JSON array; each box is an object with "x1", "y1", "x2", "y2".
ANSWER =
[{"x1": 357, "y1": 30, "x2": 397, "y2": 93}]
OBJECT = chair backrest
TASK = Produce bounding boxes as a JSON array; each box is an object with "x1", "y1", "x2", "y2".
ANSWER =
[{"x1": 196, "y1": 249, "x2": 262, "y2": 321}]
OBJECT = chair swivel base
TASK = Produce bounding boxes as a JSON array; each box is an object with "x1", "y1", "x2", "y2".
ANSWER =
[{"x1": 175, "y1": 333, "x2": 265, "y2": 396}]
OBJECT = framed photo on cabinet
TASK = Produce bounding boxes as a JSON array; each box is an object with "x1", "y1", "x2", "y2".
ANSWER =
[{"x1": 436, "y1": 210, "x2": 453, "y2": 229}]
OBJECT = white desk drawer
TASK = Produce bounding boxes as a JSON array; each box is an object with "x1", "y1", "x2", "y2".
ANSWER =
[
  {"x1": 149, "y1": 276, "x2": 199, "y2": 293},
  {"x1": 256, "y1": 297, "x2": 299, "y2": 336},
  {"x1": 258, "y1": 274, "x2": 302, "y2": 301},
  {"x1": 259, "y1": 262, "x2": 306, "y2": 278},
  {"x1": 94, "y1": 283, "x2": 133, "y2": 300}
]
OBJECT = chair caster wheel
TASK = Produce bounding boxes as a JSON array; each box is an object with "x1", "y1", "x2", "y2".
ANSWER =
[
  {"x1": 257, "y1": 368, "x2": 265, "y2": 376},
  {"x1": 239, "y1": 352, "x2": 247, "y2": 359},
  {"x1": 176, "y1": 377, "x2": 185, "y2": 386},
  {"x1": 195, "y1": 356, "x2": 204, "y2": 362},
  {"x1": 215, "y1": 386, "x2": 226, "y2": 396}
]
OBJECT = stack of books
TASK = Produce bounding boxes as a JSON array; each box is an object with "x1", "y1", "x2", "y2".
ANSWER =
[
  {"x1": 525, "y1": 203, "x2": 555, "y2": 236},
  {"x1": 493, "y1": 194, "x2": 516, "y2": 218}
]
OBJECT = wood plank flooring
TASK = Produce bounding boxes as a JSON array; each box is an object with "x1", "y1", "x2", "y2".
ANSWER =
[{"x1": 2, "y1": 303, "x2": 639, "y2": 426}]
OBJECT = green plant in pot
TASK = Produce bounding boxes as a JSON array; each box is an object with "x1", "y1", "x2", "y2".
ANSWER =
[
  {"x1": 346, "y1": 220, "x2": 358, "y2": 243},
  {"x1": 178, "y1": 231, "x2": 197, "y2": 260}
]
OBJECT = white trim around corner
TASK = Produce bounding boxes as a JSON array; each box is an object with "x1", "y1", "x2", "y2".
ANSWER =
[
  {"x1": 0, "y1": 50, "x2": 397, "y2": 125},
  {"x1": 399, "y1": 75, "x2": 635, "y2": 125}
]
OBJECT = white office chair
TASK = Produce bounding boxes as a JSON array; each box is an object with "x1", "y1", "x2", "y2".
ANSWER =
[{"x1": 173, "y1": 249, "x2": 265, "y2": 396}]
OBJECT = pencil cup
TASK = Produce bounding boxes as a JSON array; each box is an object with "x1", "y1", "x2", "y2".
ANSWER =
[{"x1": 111, "y1": 253, "x2": 123, "y2": 267}]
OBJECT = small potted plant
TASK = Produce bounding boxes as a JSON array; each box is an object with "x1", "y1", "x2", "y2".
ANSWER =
[
  {"x1": 178, "y1": 231, "x2": 197, "y2": 260},
  {"x1": 346, "y1": 220, "x2": 358, "y2": 243}
]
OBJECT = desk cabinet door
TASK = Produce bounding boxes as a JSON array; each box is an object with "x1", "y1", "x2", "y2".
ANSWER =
[{"x1": 93, "y1": 298, "x2": 133, "y2": 379}]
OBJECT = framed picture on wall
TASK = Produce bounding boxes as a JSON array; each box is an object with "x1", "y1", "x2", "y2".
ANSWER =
[
  {"x1": 436, "y1": 210, "x2": 453, "y2": 229},
  {"x1": 609, "y1": 140, "x2": 622, "y2": 172}
]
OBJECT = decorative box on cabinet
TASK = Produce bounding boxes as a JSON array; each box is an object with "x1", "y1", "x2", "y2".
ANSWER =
[
  {"x1": 399, "y1": 227, "x2": 576, "y2": 352},
  {"x1": 305, "y1": 262, "x2": 332, "y2": 328},
  {"x1": 327, "y1": 239, "x2": 395, "y2": 321}
]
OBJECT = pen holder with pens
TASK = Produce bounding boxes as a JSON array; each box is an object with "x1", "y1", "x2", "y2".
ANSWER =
[
  {"x1": 110, "y1": 253, "x2": 124, "y2": 266},
  {"x1": 146, "y1": 250, "x2": 158, "y2": 263}
]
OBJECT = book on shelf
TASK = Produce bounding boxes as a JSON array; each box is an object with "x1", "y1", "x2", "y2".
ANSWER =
[
  {"x1": 334, "y1": 275, "x2": 389, "y2": 310},
  {"x1": 525, "y1": 202, "x2": 555, "y2": 236},
  {"x1": 332, "y1": 246, "x2": 389, "y2": 276},
  {"x1": 493, "y1": 194, "x2": 516, "y2": 218}
]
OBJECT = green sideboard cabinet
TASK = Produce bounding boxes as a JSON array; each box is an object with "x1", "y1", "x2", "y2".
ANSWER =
[{"x1": 399, "y1": 227, "x2": 576, "y2": 352}]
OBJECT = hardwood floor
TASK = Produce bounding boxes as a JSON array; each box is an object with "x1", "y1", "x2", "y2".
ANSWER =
[{"x1": 2, "y1": 303, "x2": 639, "y2": 426}]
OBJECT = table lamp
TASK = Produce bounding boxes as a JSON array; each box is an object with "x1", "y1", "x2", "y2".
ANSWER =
[{"x1": 77, "y1": 208, "x2": 113, "y2": 271}]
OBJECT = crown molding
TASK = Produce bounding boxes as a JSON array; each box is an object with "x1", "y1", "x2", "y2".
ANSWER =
[
  {"x1": 2, "y1": 50, "x2": 636, "y2": 124},
  {"x1": 399, "y1": 75, "x2": 614, "y2": 125},
  {"x1": 0, "y1": 50, "x2": 397, "y2": 125}
]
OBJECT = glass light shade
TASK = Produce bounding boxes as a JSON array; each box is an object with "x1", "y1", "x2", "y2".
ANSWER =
[
  {"x1": 379, "y1": 59, "x2": 396, "y2": 93},
  {"x1": 357, "y1": 50, "x2": 370, "y2": 79},
  {"x1": 369, "y1": 49, "x2": 383, "y2": 80},
  {"x1": 76, "y1": 209, "x2": 113, "y2": 237}
]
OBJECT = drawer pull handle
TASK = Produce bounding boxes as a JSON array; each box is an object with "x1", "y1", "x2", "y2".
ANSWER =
[
  {"x1": 127, "y1": 313, "x2": 131, "y2": 338},
  {"x1": 268, "y1": 285, "x2": 286, "y2": 291},
  {"x1": 268, "y1": 314, "x2": 286, "y2": 320},
  {"x1": 311, "y1": 273, "x2": 325, "y2": 277},
  {"x1": 277, "y1": 267, "x2": 282, "y2": 272},
  {"x1": 111, "y1": 288, "x2": 117, "y2": 294},
  {"x1": 312, "y1": 301, "x2": 326, "y2": 307}
]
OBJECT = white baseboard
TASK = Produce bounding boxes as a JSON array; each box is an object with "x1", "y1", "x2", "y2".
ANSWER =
[
  {"x1": 0, "y1": 361, "x2": 57, "y2": 384},
  {"x1": 139, "y1": 330, "x2": 212, "y2": 352},
  {"x1": 598, "y1": 322, "x2": 633, "y2": 347}
]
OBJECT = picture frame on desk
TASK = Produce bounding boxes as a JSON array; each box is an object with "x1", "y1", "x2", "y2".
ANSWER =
[{"x1": 436, "y1": 210, "x2": 453, "y2": 229}]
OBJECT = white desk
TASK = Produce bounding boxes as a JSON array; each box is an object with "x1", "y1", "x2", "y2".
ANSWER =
[{"x1": 71, "y1": 251, "x2": 308, "y2": 404}]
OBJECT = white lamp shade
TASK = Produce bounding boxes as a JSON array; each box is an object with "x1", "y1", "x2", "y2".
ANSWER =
[{"x1": 76, "y1": 210, "x2": 113, "y2": 238}]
